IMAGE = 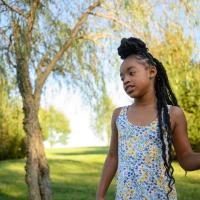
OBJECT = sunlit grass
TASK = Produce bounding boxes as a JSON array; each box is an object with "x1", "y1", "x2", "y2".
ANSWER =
[{"x1": 0, "y1": 147, "x2": 199, "y2": 199}]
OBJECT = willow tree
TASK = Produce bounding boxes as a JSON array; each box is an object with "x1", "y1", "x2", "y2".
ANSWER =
[{"x1": 0, "y1": 0, "x2": 106, "y2": 199}]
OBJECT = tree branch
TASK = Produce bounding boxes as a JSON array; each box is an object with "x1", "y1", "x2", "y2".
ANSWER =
[
  {"x1": 89, "y1": 11, "x2": 140, "y2": 35},
  {"x1": 24, "y1": 0, "x2": 40, "y2": 60},
  {"x1": 77, "y1": 32, "x2": 119, "y2": 49},
  {"x1": 34, "y1": 0, "x2": 103, "y2": 103},
  {"x1": 27, "y1": 0, "x2": 40, "y2": 33},
  {"x1": 0, "y1": 0, "x2": 26, "y2": 18},
  {"x1": 77, "y1": 32, "x2": 112, "y2": 41},
  {"x1": 36, "y1": 53, "x2": 49, "y2": 75},
  {"x1": 12, "y1": 20, "x2": 33, "y2": 98}
]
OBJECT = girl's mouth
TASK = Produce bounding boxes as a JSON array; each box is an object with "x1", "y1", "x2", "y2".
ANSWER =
[{"x1": 125, "y1": 85, "x2": 135, "y2": 93}]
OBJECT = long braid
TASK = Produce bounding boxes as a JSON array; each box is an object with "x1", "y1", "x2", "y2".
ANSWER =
[
  {"x1": 152, "y1": 56, "x2": 178, "y2": 199},
  {"x1": 117, "y1": 37, "x2": 179, "y2": 199}
]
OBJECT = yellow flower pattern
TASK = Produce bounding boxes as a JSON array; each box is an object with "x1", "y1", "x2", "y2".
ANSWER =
[{"x1": 115, "y1": 106, "x2": 177, "y2": 200}]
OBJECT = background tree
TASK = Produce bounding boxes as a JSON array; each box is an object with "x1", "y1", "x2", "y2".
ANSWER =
[
  {"x1": 0, "y1": 61, "x2": 25, "y2": 160},
  {"x1": 150, "y1": 27, "x2": 200, "y2": 152},
  {"x1": 39, "y1": 106, "x2": 71, "y2": 148}
]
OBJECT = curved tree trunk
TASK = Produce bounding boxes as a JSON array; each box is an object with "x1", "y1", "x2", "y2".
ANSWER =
[
  {"x1": 18, "y1": 76, "x2": 52, "y2": 199},
  {"x1": 12, "y1": 7, "x2": 53, "y2": 198}
]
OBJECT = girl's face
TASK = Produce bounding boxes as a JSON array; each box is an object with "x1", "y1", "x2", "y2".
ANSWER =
[{"x1": 120, "y1": 55, "x2": 157, "y2": 98}]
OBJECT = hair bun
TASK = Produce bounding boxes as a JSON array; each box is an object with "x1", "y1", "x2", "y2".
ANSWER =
[{"x1": 118, "y1": 37, "x2": 149, "y2": 59}]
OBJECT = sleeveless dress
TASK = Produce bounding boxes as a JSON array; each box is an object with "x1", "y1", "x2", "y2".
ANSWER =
[{"x1": 115, "y1": 105, "x2": 177, "y2": 200}]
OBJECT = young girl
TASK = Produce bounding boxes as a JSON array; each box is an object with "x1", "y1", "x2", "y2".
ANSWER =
[{"x1": 96, "y1": 37, "x2": 200, "y2": 200}]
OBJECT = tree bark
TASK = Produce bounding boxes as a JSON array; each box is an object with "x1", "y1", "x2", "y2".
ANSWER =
[{"x1": 16, "y1": 61, "x2": 52, "y2": 200}]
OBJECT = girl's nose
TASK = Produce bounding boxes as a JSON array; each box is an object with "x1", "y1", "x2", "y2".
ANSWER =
[{"x1": 123, "y1": 76, "x2": 130, "y2": 85}]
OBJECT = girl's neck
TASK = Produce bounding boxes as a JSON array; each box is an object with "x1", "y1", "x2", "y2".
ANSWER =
[{"x1": 133, "y1": 95, "x2": 157, "y2": 108}]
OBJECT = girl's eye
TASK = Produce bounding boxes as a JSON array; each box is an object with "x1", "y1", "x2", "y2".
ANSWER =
[
  {"x1": 120, "y1": 72, "x2": 135, "y2": 81},
  {"x1": 129, "y1": 71, "x2": 135, "y2": 76}
]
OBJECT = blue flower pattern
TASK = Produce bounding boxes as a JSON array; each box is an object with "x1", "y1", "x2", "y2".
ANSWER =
[{"x1": 115, "y1": 106, "x2": 177, "y2": 200}]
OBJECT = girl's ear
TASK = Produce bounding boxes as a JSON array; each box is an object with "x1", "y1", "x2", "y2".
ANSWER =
[{"x1": 149, "y1": 65, "x2": 157, "y2": 79}]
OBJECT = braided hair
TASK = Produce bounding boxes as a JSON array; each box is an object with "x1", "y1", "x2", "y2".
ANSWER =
[{"x1": 117, "y1": 37, "x2": 178, "y2": 199}]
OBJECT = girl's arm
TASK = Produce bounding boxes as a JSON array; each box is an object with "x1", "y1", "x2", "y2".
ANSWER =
[
  {"x1": 171, "y1": 106, "x2": 200, "y2": 171},
  {"x1": 96, "y1": 107, "x2": 121, "y2": 200}
]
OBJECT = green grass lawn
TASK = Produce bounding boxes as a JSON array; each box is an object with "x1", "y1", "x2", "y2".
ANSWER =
[{"x1": 0, "y1": 147, "x2": 199, "y2": 200}]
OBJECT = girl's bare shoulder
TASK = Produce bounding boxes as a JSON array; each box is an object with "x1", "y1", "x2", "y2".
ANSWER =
[
  {"x1": 112, "y1": 107, "x2": 123, "y2": 118},
  {"x1": 168, "y1": 105, "x2": 187, "y2": 131},
  {"x1": 111, "y1": 107, "x2": 123, "y2": 127}
]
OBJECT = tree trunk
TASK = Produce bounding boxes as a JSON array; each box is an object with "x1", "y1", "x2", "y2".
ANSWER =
[
  {"x1": 14, "y1": 50, "x2": 52, "y2": 199},
  {"x1": 23, "y1": 100, "x2": 52, "y2": 200}
]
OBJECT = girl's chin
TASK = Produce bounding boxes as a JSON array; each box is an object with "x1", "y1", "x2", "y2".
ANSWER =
[
  {"x1": 127, "y1": 92, "x2": 137, "y2": 98},
  {"x1": 129, "y1": 94, "x2": 137, "y2": 98},
  {"x1": 127, "y1": 91, "x2": 141, "y2": 98},
  {"x1": 126, "y1": 89, "x2": 135, "y2": 95}
]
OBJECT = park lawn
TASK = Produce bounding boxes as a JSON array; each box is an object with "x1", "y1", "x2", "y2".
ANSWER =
[{"x1": 0, "y1": 147, "x2": 199, "y2": 200}]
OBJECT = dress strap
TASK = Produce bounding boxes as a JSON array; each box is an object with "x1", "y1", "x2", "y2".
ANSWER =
[{"x1": 117, "y1": 106, "x2": 128, "y2": 118}]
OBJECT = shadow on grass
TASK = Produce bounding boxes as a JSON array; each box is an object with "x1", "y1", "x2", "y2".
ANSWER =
[{"x1": 0, "y1": 160, "x2": 27, "y2": 200}]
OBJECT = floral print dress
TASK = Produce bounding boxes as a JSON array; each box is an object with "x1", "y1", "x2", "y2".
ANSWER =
[{"x1": 115, "y1": 105, "x2": 177, "y2": 200}]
